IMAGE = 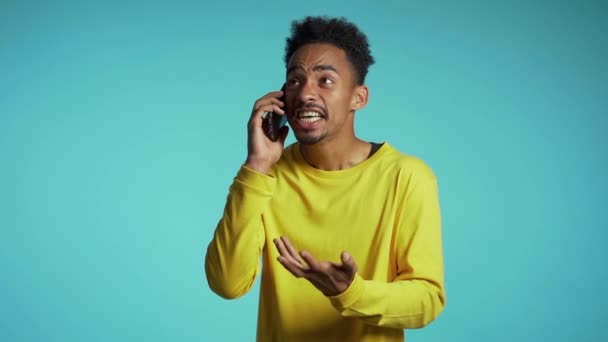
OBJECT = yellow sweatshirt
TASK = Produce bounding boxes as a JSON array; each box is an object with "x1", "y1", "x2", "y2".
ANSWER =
[{"x1": 205, "y1": 142, "x2": 446, "y2": 341}]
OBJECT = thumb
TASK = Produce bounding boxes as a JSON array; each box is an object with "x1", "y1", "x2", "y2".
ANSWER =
[{"x1": 341, "y1": 252, "x2": 357, "y2": 272}]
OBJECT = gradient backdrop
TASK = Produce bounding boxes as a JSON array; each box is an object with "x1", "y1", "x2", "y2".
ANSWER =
[{"x1": 1, "y1": 0, "x2": 606, "y2": 341}]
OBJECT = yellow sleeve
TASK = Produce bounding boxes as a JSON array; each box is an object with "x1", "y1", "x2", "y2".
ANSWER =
[
  {"x1": 328, "y1": 179, "x2": 446, "y2": 328},
  {"x1": 204, "y1": 165, "x2": 274, "y2": 299}
]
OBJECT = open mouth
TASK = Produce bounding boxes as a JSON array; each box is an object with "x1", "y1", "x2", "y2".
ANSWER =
[{"x1": 297, "y1": 111, "x2": 324, "y2": 123}]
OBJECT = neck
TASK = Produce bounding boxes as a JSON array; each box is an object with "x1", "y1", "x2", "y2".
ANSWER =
[{"x1": 299, "y1": 136, "x2": 371, "y2": 171}]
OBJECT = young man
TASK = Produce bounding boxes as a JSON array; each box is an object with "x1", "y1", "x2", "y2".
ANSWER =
[{"x1": 205, "y1": 16, "x2": 446, "y2": 341}]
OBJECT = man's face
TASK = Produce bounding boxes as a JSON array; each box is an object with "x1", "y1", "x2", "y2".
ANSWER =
[{"x1": 285, "y1": 43, "x2": 359, "y2": 145}]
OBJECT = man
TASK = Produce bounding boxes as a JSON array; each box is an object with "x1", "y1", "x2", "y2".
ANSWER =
[{"x1": 205, "y1": 16, "x2": 446, "y2": 341}]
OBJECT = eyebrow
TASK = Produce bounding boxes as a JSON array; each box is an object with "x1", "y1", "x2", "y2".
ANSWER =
[{"x1": 287, "y1": 64, "x2": 338, "y2": 74}]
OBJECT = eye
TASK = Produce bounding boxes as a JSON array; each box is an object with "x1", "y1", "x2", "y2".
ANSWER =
[
  {"x1": 320, "y1": 77, "x2": 334, "y2": 86},
  {"x1": 286, "y1": 78, "x2": 300, "y2": 88}
]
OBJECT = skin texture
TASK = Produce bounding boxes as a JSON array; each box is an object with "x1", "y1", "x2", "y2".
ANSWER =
[
  {"x1": 285, "y1": 43, "x2": 371, "y2": 171},
  {"x1": 244, "y1": 90, "x2": 289, "y2": 175},
  {"x1": 244, "y1": 43, "x2": 372, "y2": 296}
]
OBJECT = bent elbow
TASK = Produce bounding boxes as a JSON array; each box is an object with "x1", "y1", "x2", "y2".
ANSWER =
[
  {"x1": 390, "y1": 286, "x2": 445, "y2": 329},
  {"x1": 204, "y1": 256, "x2": 255, "y2": 300},
  {"x1": 414, "y1": 288, "x2": 446, "y2": 328},
  {"x1": 207, "y1": 280, "x2": 248, "y2": 300}
]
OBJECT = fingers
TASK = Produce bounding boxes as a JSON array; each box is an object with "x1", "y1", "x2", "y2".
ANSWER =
[
  {"x1": 273, "y1": 236, "x2": 357, "y2": 279},
  {"x1": 248, "y1": 104, "x2": 284, "y2": 130},
  {"x1": 273, "y1": 237, "x2": 294, "y2": 263},
  {"x1": 300, "y1": 250, "x2": 325, "y2": 272},
  {"x1": 273, "y1": 237, "x2": 308, "y2": 277},
  {"x1": 250, "y1": 91, "x2": 285, "y2": 122},
  {"x1": 274, "y1": 241, "x2": 358, "y2": 296},
  {"x1": 256, "y1": 102, "x2": 284, "y2": 115},
  {"x1": 277, "y1": 255, "x2": 306, "y2": 277},
  {"x1": 280, "y1": 237, "x2": 305, "y2": 266},
  {"x1": 253, "y1": 90, "x2": 284, "y2": 109}
]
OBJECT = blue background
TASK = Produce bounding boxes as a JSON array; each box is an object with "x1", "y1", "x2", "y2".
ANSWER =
[{"x1": 1, "y1": 0, "x2": 606, "y2": 341}]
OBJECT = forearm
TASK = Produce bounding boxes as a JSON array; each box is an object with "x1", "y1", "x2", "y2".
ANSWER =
[
  {"x1": 205, "y1": 165, "x2": 275, "y2": 299},
  {"x1": 329, "y1": 275, "x2": 446, "y2": 329},
  {"x1": 329, "y1": 177, "x2": 446, "y2": 328}
]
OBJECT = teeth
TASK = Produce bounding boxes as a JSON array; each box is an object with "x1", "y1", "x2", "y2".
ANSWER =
[
  {"x1": 301, "y1": 117, "x2": 321, "y2": 123},
  {"x1": 299, "y1": 111, "x2": 322, "y2": 118}
]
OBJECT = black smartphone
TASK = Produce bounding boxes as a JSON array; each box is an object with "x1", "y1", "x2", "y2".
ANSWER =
[{"x1": 262, "y1": 84, "x2": 287, "y2": 142}]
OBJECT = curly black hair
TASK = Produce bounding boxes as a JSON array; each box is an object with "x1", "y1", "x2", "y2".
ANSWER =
[{"x1": 284, "y1": 16, "x2": 375, "y2": 85}]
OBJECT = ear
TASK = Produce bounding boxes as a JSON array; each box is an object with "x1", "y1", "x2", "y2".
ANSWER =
[{"x1": 350, "y1": 85, "x2": 369, "y2": 111}]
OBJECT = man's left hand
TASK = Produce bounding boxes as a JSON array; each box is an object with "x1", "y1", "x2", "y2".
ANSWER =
[{"x1": 273, "y1": 236, "x2": 358, "y2": 297}]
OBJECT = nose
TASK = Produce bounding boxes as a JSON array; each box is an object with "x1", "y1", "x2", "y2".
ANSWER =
[{"x1": 298, "y1": 78, "x2": 317, "y2": 103}]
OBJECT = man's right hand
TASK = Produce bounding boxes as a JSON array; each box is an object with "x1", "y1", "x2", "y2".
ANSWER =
[{"x1": 244, "y1": 89, "x2": 289, "y2": 174}]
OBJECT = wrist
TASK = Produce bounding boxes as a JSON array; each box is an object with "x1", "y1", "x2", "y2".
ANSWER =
[
  {"x1": 327, "y1": 273, "x2": 364, "y2": 308},
  {"x1": 244, "y1": 158, "x2": 272, "y2": 174}
]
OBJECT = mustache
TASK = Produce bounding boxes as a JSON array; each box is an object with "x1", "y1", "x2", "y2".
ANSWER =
[{"x1": 294, "y1": 103, "x2": 327, "y2": 115}]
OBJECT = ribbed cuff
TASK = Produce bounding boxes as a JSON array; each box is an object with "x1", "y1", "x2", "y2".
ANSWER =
[
  {"x1": 234, "y1": 165, "x2": 277, "y2": 194},
  {"x1": 328, "y1": 273, "x2": 365, "y2": 309}
]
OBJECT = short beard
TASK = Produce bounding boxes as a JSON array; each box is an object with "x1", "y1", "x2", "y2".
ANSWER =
[{"x1": 296, "y1": 132, "x2": 326, "y2": 145}]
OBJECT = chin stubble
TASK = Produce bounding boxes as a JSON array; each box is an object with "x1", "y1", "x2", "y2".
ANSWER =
[{"x1": 296, "y1": 133, "x2": 326, "y2": 145}]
